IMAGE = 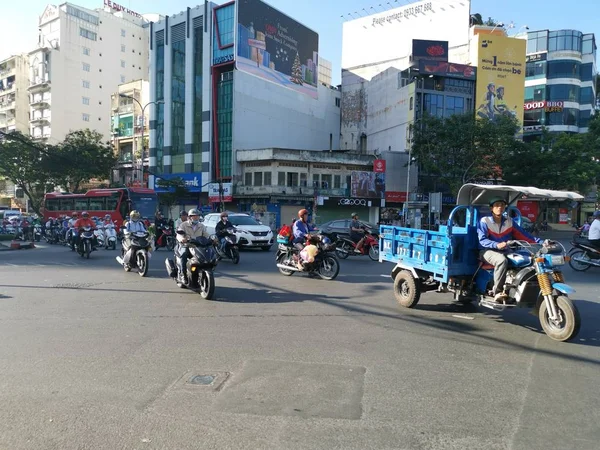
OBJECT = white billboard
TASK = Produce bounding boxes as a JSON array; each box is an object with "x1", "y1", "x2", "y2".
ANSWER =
[{"x1": 341, "y1": 0, "x2": 471, "y2": 70}]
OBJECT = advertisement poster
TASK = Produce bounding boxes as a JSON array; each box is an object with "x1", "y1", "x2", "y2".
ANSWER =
[
  {"x1": 373, "y1": 159, "x2": 386, "y2": 173},
  {"x1": 517, "y1": 201, "x2": 539, "y2": 221},
  {"x1": 236, "y1": 0, "x2": 319, "y2": 98},
  {"x1": 208, "y1": 183, "x2": 233, "y2": 203},
  {"x1": 411, "y1": 39, "x2": 448, "y2": 63},
  {"x1": 419, "y1": 60, "x2": 476, "y2": 80},
  {"x1": 475, "y1": 34, "x2": 526, "y2": 130},
  {"x1": 559, "y1": 208, "x2": 569, "y2": 224},
  {"x1": 351, "y1": 171, "x2": 385, "y2": 199}
]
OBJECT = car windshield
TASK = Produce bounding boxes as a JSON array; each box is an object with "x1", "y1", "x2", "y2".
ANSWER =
[{"x1": 230, "y1": 216, "x2": 260, "y2": 226}]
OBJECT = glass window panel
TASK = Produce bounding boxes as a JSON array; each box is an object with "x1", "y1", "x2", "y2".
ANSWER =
[
  {"x1": 264, "y1": 172, "x2": 272, "y2": 186},
  {"x1": 278, "y1": 172, "x2": 285, "y2": 186}
]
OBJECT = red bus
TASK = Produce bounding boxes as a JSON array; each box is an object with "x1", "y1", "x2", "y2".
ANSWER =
[{"x1": 42, "y1": 188, "x2": 159, "y2": 223}]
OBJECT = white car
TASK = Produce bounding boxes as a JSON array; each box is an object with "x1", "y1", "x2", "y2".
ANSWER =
[{"x1": 203, "y1": 213, "x2": 274, "y2": 251}]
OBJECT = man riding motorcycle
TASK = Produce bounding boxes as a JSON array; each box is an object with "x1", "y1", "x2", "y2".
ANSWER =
[
  {"x1": 174, "y1": 210, "x2": 188, "y2": 230},
  {"x1": 73, "y1": 211, "x2": 98, "y2": 250},
  {"x1": 215, "y1": 211, "x2": 234, "y2": 253},
  {"x1": 477, "y1": 197, "x2": 544, "y2": 302},
  {"x1": 292, "y1": 209, "x2": 315, "y2": 249},
  {"x1": 588, "y1": 210, "x2": 600, "y2": 250},
  {"x1": 154, "y1": 211, "x2": 168, "y2": 247},
  {"x1": 175, "y1": 209, "x2": 210, "y2": 284},
  {"x1": 349, "y1": 212, "x2": 367, "y2": 253},
  {"x1": 122, "y1": 210, "x2": 147, "y2": 251}
]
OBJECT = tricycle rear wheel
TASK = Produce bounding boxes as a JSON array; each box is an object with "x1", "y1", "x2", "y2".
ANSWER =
[{"x1": 393, "y1": 270, "x2": 421, "y2": 308}]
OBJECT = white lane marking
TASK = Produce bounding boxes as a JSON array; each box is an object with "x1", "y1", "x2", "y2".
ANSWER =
[{"x1": 452, "y1": 314, "x2": 474, "y2": 320}]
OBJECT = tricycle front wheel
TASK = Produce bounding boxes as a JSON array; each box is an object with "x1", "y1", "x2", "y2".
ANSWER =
[
  {"x1": 393, "y1": 270, "x2": 421, "y2": 308},
  {"x1": 539, "y1": 295, "x2": 581, "y2": 342}
]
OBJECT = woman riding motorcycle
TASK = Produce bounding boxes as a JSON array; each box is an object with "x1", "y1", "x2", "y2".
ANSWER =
[{"x1": 292, "y1": 209, "x2": 315, "y2": 248}]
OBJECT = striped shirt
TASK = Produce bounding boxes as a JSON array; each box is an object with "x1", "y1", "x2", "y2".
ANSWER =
[{"x1": 477, "y1": 216, "x2": 541, "y2": 250}]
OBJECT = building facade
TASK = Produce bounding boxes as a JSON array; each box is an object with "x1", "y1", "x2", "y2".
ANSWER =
[
  {"x1": 0, "y1": 54, "x2": 30, "y2": 135},
  {"x1": 523, "y1": 29, "x2": 597, "y2": 137},
  {"x1": 318, "y1": 57, "x2": 333, "y2": 87},
  {"x1": 110, "y1": 79, "x2": 150, "y2": 187},
  {"x1": 148, "y1": 0, "x2": 341, "y2": 208},
  {"x1": 28, "y1": 2, "x2": 150, "y2": 144}
]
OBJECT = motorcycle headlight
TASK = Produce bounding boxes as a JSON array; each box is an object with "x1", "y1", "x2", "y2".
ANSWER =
[{"x1": 549, "y1": 255, "x2": 565, "y2": 266}]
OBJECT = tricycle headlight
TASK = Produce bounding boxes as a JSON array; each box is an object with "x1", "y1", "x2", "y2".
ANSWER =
[{"x1": 550, "y1": 255, "x2": 565, "y2": 266}]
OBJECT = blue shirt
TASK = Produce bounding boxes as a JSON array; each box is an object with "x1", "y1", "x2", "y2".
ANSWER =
[
  {"x1": 293, "y1": 220, "x2": 314, "y2": 240},
  {"x1": 477, "y1": 215, "x2": 542, "y2": 250}
]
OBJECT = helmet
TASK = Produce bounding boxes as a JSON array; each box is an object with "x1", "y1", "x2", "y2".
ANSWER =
[
  {"x1": 488, "y1": 197, "x2": 507, "y2": 207},
  {"x1": 188, "y1": 208, "x2": 201, "y2": 217},
  {"x1": 72, "y1": 211, "x2": 78, "y2": 216},
  {"x1": 180, "y1": 210, "x2": 188, "y2": 217},
  {"x1": 220, "y1": 211, "x2": 229, "y2": 218},
  {"x1": 298, "y1": 209, "x2": 309, "y2": 219},
  {"x1": 321, "y1": 236, "x2": 331, "y2": 245},
  {"x1": 82, "y1": 211, "x2": 89, "y2": 218},
  {"x1": 105, "y1": 214, "x2": 111, "y2": 219},
  {"x1": 593, "y1": 211, "x2": 600, "y2": 218},
  {"x1": 351, "y1": 212, "x2": 359, "y2": 218},
  {"x1": 130, "y1": 210, "x2": 141, "y2": 222}
]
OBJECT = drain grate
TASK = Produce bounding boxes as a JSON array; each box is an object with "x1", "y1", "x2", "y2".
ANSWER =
[{"x1": 188, "y1": 375, "x2": 216, "y2": 385}]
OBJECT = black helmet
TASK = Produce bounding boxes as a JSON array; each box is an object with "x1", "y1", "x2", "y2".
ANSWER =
[{"x1": 180, "y1": 210, "x2": 188, "y2": 217}]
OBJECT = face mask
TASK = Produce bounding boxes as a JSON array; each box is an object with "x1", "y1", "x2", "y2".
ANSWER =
[{"x1": 191, "y1": 218, "x2": 199, "y2": 225}]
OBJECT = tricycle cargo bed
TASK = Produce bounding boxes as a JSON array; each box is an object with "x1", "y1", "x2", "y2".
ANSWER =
[{"x1": 379, "y1": 225, "x2": 479, "y2": 282}]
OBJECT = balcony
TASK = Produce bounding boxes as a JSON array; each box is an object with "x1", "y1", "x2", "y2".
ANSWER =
[
  {"x1": 30, "y1": 96, "x2": 51, "y2": 107},
  {"x1": 0, "y1": 82, "x2": 15, "y2": 94},
  {"x1": 0, "y1": 100, "x2": 16, "y2": 111},
  {"x1": 113, "y1": 103, "x2": 134, "y2": 114},
  {"x1": 0, "y1": 67, "x2": 16, "y2": 78},
  {"x1": 30, "y1": 114, "x2": 51, "y2": 124},
  {"x1": 28, "y1": 77, "x2": 51, "y2": 91},
  {"x1": 235, "y1": 184, "x2": 350, "y2": 198}
]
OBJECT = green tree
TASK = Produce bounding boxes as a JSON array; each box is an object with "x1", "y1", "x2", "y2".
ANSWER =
[{"x1": 155, "y1": 177, "x2": 189, "y2": 219}]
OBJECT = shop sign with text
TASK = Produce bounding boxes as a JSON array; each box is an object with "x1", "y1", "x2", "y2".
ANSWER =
[{"x1": 103, "y1": 0, "x2": 141, "y2": 18}]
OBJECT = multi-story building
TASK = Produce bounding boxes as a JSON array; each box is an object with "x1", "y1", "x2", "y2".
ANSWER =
[
  {"x1": 110, "y1": 79, "x2": 150, "y2": 187},
  {"x1": 523, "y1": 29, "x2": 597, "y2": 138},
  {"x1": 0, "y1": 54, "x2": 30, "y2": 135},
  {"x1": 148, "y1": 0, "x2": 341, "y2": 213},
  {"x1": 28, "y1": 2, "x2": 150, "y2": 144},
  {"x1": 318, "y1": 57, "x2": 333, "y2": 87}
]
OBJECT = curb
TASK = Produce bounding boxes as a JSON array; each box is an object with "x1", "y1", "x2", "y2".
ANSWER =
[{"x1": 0, "y1": 241, "x2": 37, "y2": 251}]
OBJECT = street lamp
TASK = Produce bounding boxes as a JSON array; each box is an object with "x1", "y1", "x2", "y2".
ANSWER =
[{"x1": 119, "y1": 93, "x2": 164, "y2": 187}]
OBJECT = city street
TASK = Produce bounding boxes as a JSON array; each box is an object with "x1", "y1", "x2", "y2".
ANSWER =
[{"x1": 0, "y1": 243, "x2": 599, "y2": 450}]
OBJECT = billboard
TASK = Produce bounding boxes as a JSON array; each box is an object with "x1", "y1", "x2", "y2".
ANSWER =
[
  {"x1": 412, "y1": 39, "x2": 449, "y2": 63},
  {"x1": 236, "y1": 0, "x2": 319, "y2": 98},
  {"x1": 208, "y1": 183, "x2": 233, "y2": 203},
  {"x1": 419, "y1": 60, "x2": 476, "y2": 80},
  {"x1": 154, "y1": 173, "x2": 202, "y2": 193},
  {"x1": 351, "y1": 171, "x2": 385, "y2": 199},
  {"x1": 475, "y1": 34, "x2": 526, "y2": 130}
]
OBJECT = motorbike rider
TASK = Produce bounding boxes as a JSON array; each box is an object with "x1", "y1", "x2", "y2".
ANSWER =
[
  {"x1": 175, "y1": 208, "x2": 210, "y2": 284},
  {"x1": 174, "y1": 210, "x2": 188, "y2": 230},
  {"x1": 215, "y1": 211, "x2": 234, "y2": 253},
  {"x1": 121, "y1": 210, "x2": 146, "y2": 252},
  {"x1": 73, "y1": 211, "x2": 98, "y2": 250},
  {"x1": 477, "y1": 197, "x2": 544, "y2": 302},
  {"x1": 292, "y1": 209, "x2": 316, "y2": 249},
  {"x1": 588, "y1": 210, "x2": 600, "y2": 250},
  {"x1": 154, "y1": 211, "x2": 168, "y2": 247},
  {"x1": 349, "y1": 212, "x2": 367, "y2": 253}
]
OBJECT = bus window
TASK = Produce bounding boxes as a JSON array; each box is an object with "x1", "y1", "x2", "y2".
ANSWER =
[
  {"x1": 119, "y1": 197, "x2": 130, "y2": 221},
  {"x1": 89, "y1": 197, "x2": 105, "y2": 211},
  {"x1": 106, "y1": 195, "x2": 118, "y2": 212},
  {"x1": 46, "y1": 199, "x2": 60, "y2": 211},
  {"x1": 60, "y1": 199, "x2": 74, "y2": 211},
  {"x1": 75, "y1": 199, "x2": 89, "y2": 211}
]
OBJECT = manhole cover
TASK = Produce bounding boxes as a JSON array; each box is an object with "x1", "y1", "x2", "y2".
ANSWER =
[{"x1": 188, "y1": 375, "x2": 216, "y2": 385}]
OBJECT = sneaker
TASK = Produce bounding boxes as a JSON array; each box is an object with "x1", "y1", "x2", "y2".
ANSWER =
[
  {"x1": 354, "y1": 248, "x2": 362, "y2": 253},
  {"x1": 494, "y1": 292, "x2": 509, "y2": 303}
]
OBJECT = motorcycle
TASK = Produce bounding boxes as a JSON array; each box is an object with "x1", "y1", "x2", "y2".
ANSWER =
[
  {"x1": 216, "y1": 227, "x2": 240, "y2": 264},
  {"x1": 165, "y1": 235, "x2": 219, "y2": 299},
  {"x1": 77, "y1": 226, "x2": 95, "y2": 259},
  {"x1": 104, "y1": 223, "x2": 117, "y2": 250},
  {"x1": 33, "y1": 224, "x2": 42, "y2": 242},
  {"x1": 332, "y1": 227, "x2": 379, "y2": 261},
  {"x1": 94, "y1": 226, "x2": 105, "y2": 249},
  {"x1": 155, "y1": 224, "x2": 175, "y2": 251},
  {"x1": 116, "y1": 230, "x2": 151, "y2": 277},
  {"x1": 568, "y1": 240, "x2": 600, "y2": 271},
  {"x1": 275, "y1": 234, "x2": 340, "y2": 280}
]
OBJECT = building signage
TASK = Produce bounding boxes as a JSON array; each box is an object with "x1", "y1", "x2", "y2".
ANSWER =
[
  {"x1": 39, "y1": 5, "x2": 59, "y2": 25},
  {"x1": 213, "y1": 54, "x2": 235, "y2": 65},
  {"x1": 523, "y1": 125, "x2": 543, "y2": 132},
  {"x1": 338, "y1": 198, "x2": 368, "y2": 206},
  {"x1": 385, "y1": 191, "x2": 407, "y2": 203},
  {"x1": 419, "y1": 60, "x2": 476, "y2": 80},
  {"x1": 154, "y1": 173, "x2": 203, "y2": 193},
  {"x1": 350, "y1": 171, "x2": 385, "y2": 199},
  {"x1": 208, "y1": 183, "x2": 233, "y2": 203},
  {"x1": 373, "y1": 2, "x2": 433, "y2": 26},
  {"x1": 103, "y1": 0, "x2": 142, "y2": 18},
  {"x1": 412, "y1": 39, "x2": 448, "y2": 63},
  {"x1": 373, "y1": 159, "x2": 386, "y2": 173},
  {"x1": 524, "y1": 100, "x2": 546, "y2": 110},
  {"x1": 526, "y1": 53, "x2": 547, "y2": 63},
  {"x1": 544, "y1": 101, "x2": 564, "y2": 113}
]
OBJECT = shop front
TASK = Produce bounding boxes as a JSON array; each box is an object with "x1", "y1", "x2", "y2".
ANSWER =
[{"x1": 315, "y1": 197, "x2": 380, "y2": 225}]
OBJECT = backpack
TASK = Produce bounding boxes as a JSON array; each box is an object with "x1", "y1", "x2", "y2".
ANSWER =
[{"x1": 277, "y1": 224, "x2": 292, "y2": 244}]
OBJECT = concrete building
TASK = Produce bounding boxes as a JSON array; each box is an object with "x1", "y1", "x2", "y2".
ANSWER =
[
  {"x1": 28, "y1": 2, "x2": 150, "y2": 144},
  {"x1": 0, "y1": 54, "x2": 30, "y2": 135},
  {"x1": 110, "y1": 79, "x2": 150, "y2": 187},
  {"x1": 523, "y1": 29, "x2": 597, "y2": 138},
  {"x1": 148, "y1": 0, "x2": 341, "y2": 211},
  {"x1": 318, "y1": 57, "x2": 333, "y2": 87}
]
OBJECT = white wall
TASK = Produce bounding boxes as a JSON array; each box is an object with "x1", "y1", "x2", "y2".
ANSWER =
[{"x1": 232, "y1": 70, "x2": 341, "y2": 177}]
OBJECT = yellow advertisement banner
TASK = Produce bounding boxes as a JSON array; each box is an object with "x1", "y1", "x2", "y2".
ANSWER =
[{"x1": 475, "y1": 34, "x2": 526, "y2": 131}]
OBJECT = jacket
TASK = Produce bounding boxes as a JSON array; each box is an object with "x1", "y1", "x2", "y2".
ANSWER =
[
  {"x1": 177, "y1": 220, "x2": 209, "y2": 242},
  {"x1": 215, "y1": 219, "x2": 234, "y2": 237},
  {"x1": 74, "y1": 218, "x2": 96, "y2": 229},
  {"x1": 125, "y1": 220, "x2": 147, "y2": 233},
  {"x1": 293, "y1": 220, "x2": 315, "y2": 240},
  {"x1": 477, "y1": 215, "x2": 541, "y2": 250}
]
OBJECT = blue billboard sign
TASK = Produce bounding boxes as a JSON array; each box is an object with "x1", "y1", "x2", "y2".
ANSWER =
[{"x1": 154, "y1": 173, "x2": 202, "y2": 193}]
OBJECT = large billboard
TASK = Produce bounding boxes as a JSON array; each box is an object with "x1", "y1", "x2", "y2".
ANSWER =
[
  {"x1": 419, "y1": 60, "x2": 476, "y2": 80},
  {"x1": 412, "y1": 39, "x2": 448, "y2": 63},
  {"x1": 475, "y1": 34, "x2": 526, "y2": 130},
  {"x1": 236, "y1": 0, "x2": 319, "y2": 98},
  {"x1": 351, "y1": 171, "x2": 385, "y2": 199}
]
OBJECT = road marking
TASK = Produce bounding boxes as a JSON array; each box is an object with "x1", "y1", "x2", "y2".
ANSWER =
[
  {"x1": 380, "y1": 274, "x2": 391, "y2": 278},
  {"x1": 452, "y1": 314, "x2": 474, "y2": 320}
]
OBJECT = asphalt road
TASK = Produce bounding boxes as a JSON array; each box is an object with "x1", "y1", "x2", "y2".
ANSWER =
[{"x1": 0, "y1": 242, "x2": 599, "y2": 450}]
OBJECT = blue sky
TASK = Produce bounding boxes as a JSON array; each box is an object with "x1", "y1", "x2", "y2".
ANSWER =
[{"x1": 1, "y1": 0, "x2": 598, "y2": 85}]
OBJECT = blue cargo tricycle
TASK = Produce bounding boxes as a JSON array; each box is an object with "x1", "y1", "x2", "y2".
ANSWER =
[{"x1": 379, "y1": 184, "x2": 584, "y2": 342}]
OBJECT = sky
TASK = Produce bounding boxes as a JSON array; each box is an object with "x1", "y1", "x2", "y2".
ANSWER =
[{"x1": 1, "y1": 0, "x2": 598, "y2": 86}]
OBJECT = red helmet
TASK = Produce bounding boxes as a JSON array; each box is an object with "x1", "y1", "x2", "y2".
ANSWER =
[{"x1": 298, "y1": 209, "x2": 309, "y2": 219}]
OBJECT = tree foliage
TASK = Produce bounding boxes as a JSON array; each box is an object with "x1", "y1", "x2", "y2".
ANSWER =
[{"x1": 155, "y1": 177, "x2": 189, "y2": 218}]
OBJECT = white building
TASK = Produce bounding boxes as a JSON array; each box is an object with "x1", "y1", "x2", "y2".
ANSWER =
[
  {"x1": 28, "y1": 2, "x2": 151, "y2": 144},
  {"x1": 319, "y1": 57, "x2": 333, "y2": 87},
  {"x1": 0, "y1": 54, "x2": 30, "y2": 135}
]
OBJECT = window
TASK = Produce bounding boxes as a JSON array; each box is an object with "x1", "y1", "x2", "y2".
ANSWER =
[
  {"x1": 547, "y1": 85, "x2": 580, "y2": 102},
  {"x1": 300, "y1": 173, "x2": 307, "y2": 187},
  {"x1": 82, "y1": 113, "x2": 90, "y2": 121},
  {"x1": 89, "y1": 198, "x2": 105, "y2": 211},
  {"x1": 424, "y1": 93, "x2": 444, "y2": 118},
  {"x1": 277, "y1": 172, "x2": 285, "y2": 186},
  {"x1": 264, "y1": 172, "x2": 272, "y2": 186},
  {"x1": 580, "y1": 87, "x2": 594, "y2": 104},
  {"x1": 580, "y1": 63, "x2": 593, "y2": 81},
  {"x1": 245, "y1": 172, "x2": 252, "y2": 186},
  {"x1": 121, "y1": 60, "x2": 125, "y2": 68},
  {"x1": 334, "y1": 175, "x2": 341, "y2": 189},
  {"x1": 524, "y1": 85, "x2": 545, "y2": 102},
  {"x1": 120, "y1": 75, "x2": 125, "y2": 83},
  {"x1": 312, "y1": 174, "x2": 320, "y2": 187},
  {"x1": 525, "y1": 61, "x2": 546, "y2": 79},
  {"x1": 321, "y1": 174, "x2": 332, "y2": 189},
  {"x1": 82, "y1": 96, "x2": 90, "y2": 105},
  {"x1": 547, "y1": 60, "x2": 580, "y2": 79},
  {"x1": 524, "y1": 109, "x2": 543, "y2": 127},
  {"x1": 444, "y1": 96, "x2": 465, "y2": 117},
  {"x1": 548, "y1": 30, "x2": 582, "y2": 52},
  {"x1": 82, "y1": 47, "x2": 90, "y2": 56},
  {"x1": 80, "y1": 28, "x2": 97, "y2": 41},
  {"x1": 193, "y1": 22, "x2": 204, "y2": 172},
  {"x1": 335, "y1": 97, "x2": 340, "y2": 107},
  {"x1": 155, "y1": 32, "x2": 165, "y2": 172},
  {"x1": 82, "y1": 80, "x2": 90, "y2": 88},
  {"x1": 67, "y1": 5, "x2": 99, "y2": 25},
  {"x1": 526, "y1": 30, "x2": 548, "y2": 54},
  {"x1": 582, "y1": 34, "x2": 595, "y2": 54},
  {"x1": 253, "y1": 172, "x2": 263, "y2": 186},
  {"x1": 287, "y1": 172, "x2": 298, "y2": 187},
  {"x1": 546, "y1": 107, "x2": 579, "y2": 126},
  {"x1": 82, "y1": 62, "x2": 90, "y2": 72},
  {"x1": 171, "y1": 24, "x2": 186, "y2": 165},
  {"x1": 121, "y1": 45, "x2": 126, "y2": 52},
  {"x1": 121, "y1": 29, "x2": 126, "y2": 37},
  {"x1": 409, "y1": 97, "x2": 413, "y2": 110},
  {"x1": 579, "y1": 110, "x2": 592, "y2": 128}
]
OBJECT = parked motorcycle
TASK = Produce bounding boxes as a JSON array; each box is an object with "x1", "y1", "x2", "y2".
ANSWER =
[
  {"x1": 276, "y1": 234, "x2": 339, "y2": 280},
  {"x1": 165, "y1": 235, "x2": 219, "y2": 299},
  {"x1": 216, "y1": 227, "x2": 240, "y2": 264},
  {"x1": 104, "y1": 223, "x2": 117, "y2": 250},
  {"x1": 568, "y1": 240, "x2": 600, "y2": 271},
  {"x1": 332, "y1": 227, "x2": 379, "y2": 261},
  {"x1": 116, "y1": 230, "x2": 151, "y2": 277},
  {"x1": 77, "y1": 226, "x2": 95, "y2": 259},
  {"x1": 155, "y1": 224, "x2": 175, "y2": 251}
]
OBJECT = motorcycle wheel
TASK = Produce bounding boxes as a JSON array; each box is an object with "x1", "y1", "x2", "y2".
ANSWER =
[
  {"x1": 137, "y1": 252, "x2": 148, "y2": 277},
  {"x1": 568, "y1": 250, "x2": 592, "y2": 272},
  {"x1": 538, "y1": 295, "x2": 581, "y2": 342},
  {"x1": 277, "y1": 253, "x2": 294, "y2": 276},
  {"x1": 368, "y1": 244, "x2": 379, "y2": 261},
  {"x1": 85, "y1": 241, "x2": 91, "y2": 259},
  {"x1": 199, "y1": 270, "x2": 215, "y2": 299},
  {"x1": 231, "y1": 248, "x2": 240, "y2": 265},
  {"x1": 166, "y1": 237, "x2": 175, "y2": 251},
  {"x1": 336, "y1": 241, "x2": 350, "y2": 259},
  {"x1": 318, "y1": 255, "x2": 340, "y2": 280}
]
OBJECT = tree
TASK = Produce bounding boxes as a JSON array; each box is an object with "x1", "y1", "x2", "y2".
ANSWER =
[
  {"x1": 484, "y1": 17, "x2": 500, "y2": 27},
  {"x1": 469, "y1": 13, "x2": 483, "y2": 26},
  {"x1": 155, "y1": 177, "x2": 189, "y2": 218},
  {"x1": 49, "y1": 129, "x2": 116, "y2": 192},
  {"x1": 290, "y1": 52, "x2": 303, "y2": 85}
]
